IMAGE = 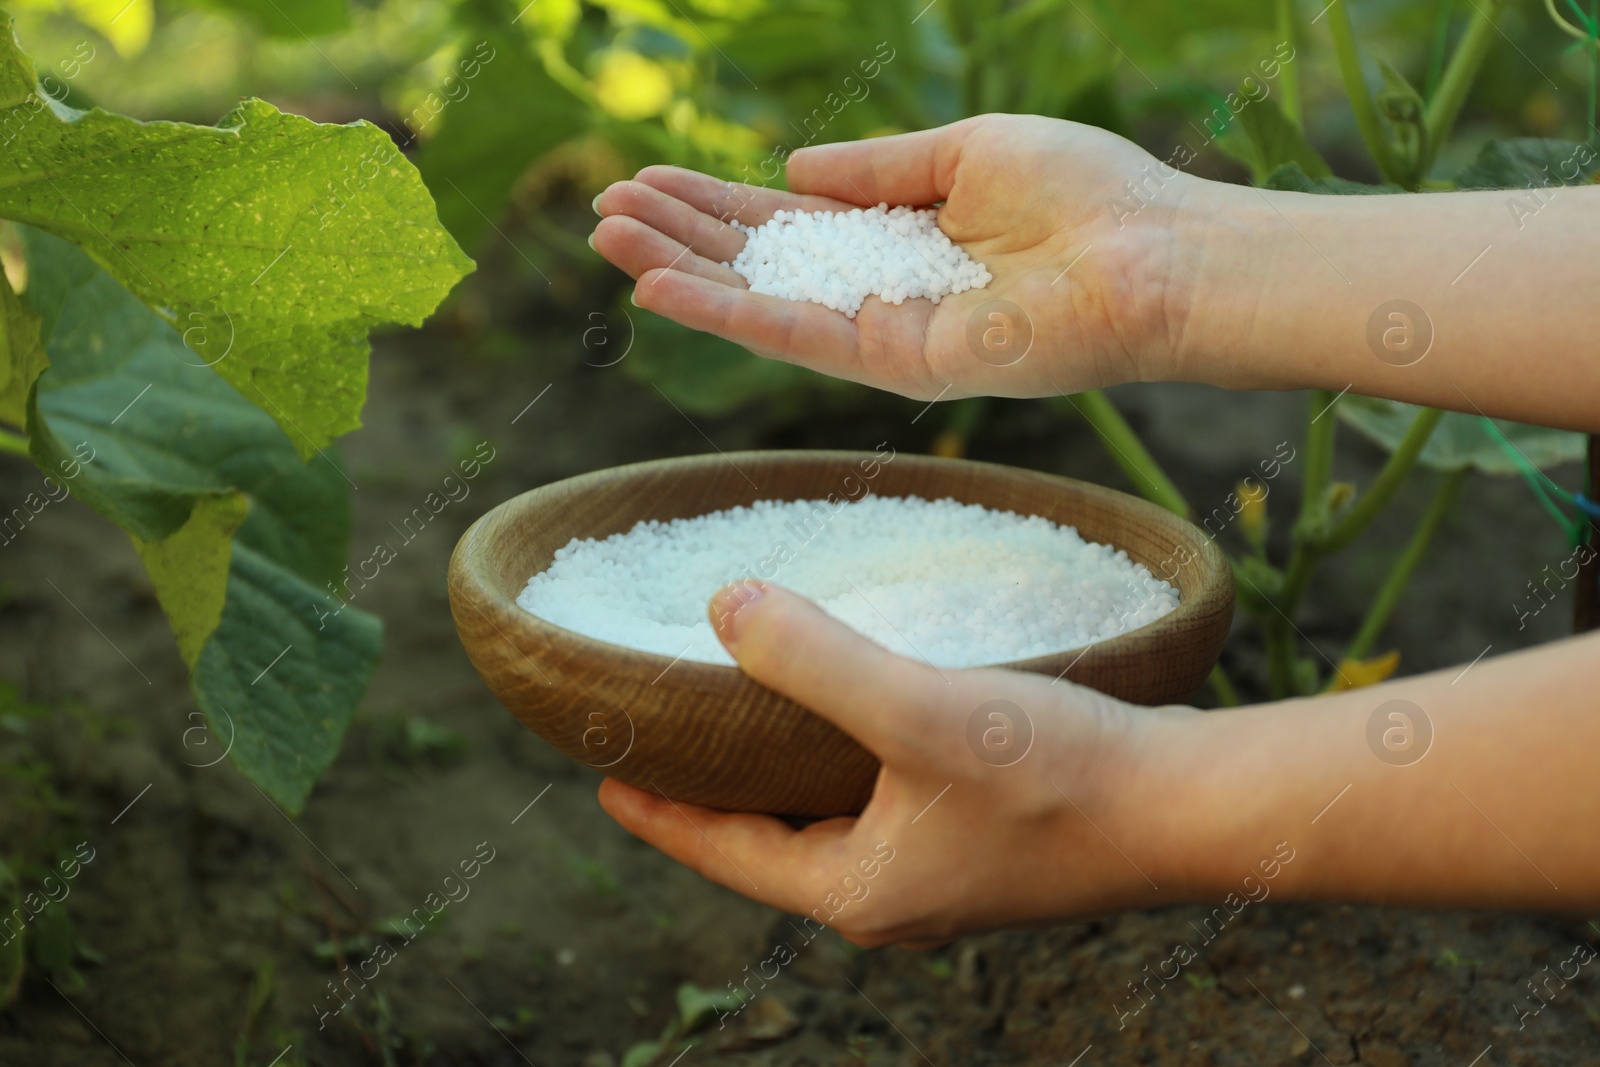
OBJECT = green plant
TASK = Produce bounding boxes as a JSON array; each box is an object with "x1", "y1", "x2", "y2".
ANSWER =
[
  {"x1": 0, "y1": 12, "x2": 470, "y2": 809},
  {"x1": 419, "y1": 0, "x2": 1594, "y2": 699},
  {"x1": 1175, "y1": 0, "x2": 1598, "y2": 699}
]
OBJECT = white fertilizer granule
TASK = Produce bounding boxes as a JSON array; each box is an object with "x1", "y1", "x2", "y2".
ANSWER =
[
  {"x1": 726, "y1": 205, "x2": 992, "y2": 318},
  {"x1": 516, "y1": 496, "x2": 1178, "y2": 669}
]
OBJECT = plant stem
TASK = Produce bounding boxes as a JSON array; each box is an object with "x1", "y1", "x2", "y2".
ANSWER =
[
  {"x1": 1423, "y1": 0, "x2": 1506, "y2": 168},
  {"x1": 1299, "y1": 389, "x2": 1339, "y2": 522},
  {"x1": 1276, "y1": 0, "x2": 1302, "y2": 126},
  {"x1": 1334, "y1": 467, "x2": 1466, "y2": 672},
  {"x1": 1264, "y1": 613, "x2": 1299, "y2": 697},
  {"x1": 1261, "y1": 400, "x2": 1444, "y2": 699},
  {"x1": 0, "y1": 428, "x2": 29, "y2": 457},
  {"x1": 1326, "y1": 0, "x2": 1407, "y2": 184},
  {"x1": 1207, "y1": 664, "x2": 1243, "y2": 707},
  {"x1": 1319, "y1": 406, "x2": 1446, "y2": 555},
  {"x1": 1425, "y1": 0, "x2": 1457, "y2": 100},
  {"x1": 1055, "y1": 391, "x2": 1190, "y2": 518}
]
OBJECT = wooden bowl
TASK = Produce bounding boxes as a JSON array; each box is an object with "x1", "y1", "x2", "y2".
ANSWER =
[{"x1": 448, "y1": 450, "x2": 1232, "y2": 817}]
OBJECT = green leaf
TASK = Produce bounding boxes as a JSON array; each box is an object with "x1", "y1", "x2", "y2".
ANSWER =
[
  {"x1": 0, "y1": 11, "x2": 29, "y2": 108},
  {"x1": 21, "y1": 228, "x2": 380, "y2": 812},
  {"x1": 0, "y1": 13, "x2": 473, "y2": 456},
  {"x1": 1338, "y1": 397, "x2": 1585, "y2": 474},
  {"x1": 1216, "y1": 96, "x2": 1331, "y2": 184},
  {"x1": 1453, "y1": 138, "x2": 1600, "y2": 190},
  {"x1": 620, "y1": 1041, "x2": 665, "y2": 1067},
  {"x1": 1262, "y1": 163, "x2": 1402, "y2": 195},
  {"x1": 133, "y1": 492, "x2": 250, "y2": 669},
  {"x1": 414, "y1": 29, "x2": 588, "y2": 250},
  {"x1": 677, "y1": 981, "x2": 745, "y2": 1032},
  {"x1": 193, "y1": 539, "x2": 382, "y2": 812},
  {"x1": 202, "y1": 0, "x2": 350, "y2": 37},
  {"x1": 0, "y1": 257, "x2": 45, "y2": 428},
  {"x1": 1088, "y1": 0, "x2": 1276, "y2": 59}
]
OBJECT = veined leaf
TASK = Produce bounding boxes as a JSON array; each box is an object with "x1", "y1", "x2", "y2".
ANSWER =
[
  {"x1": 1263, "y1": 163, "x2": 1402, "y2": 195},
  {"x1": 1338, "y1": 396, "x2": 1585, "y2": 474},
  {"x1": 0, "y1": 13, "x2": 473, "y2": 457},
  {"x1": 1217, "y1": 96, "x2": 1331, "y2": 185},
  {"x1": 134, "y1": 492, "x2": 250, "y2": 669},
  {"x1": 1453, "y1": 138, "x2": 1599, "y2": 190},
  {"x1": 21, "y1": 228, "x2": 379, "y2": 812}
]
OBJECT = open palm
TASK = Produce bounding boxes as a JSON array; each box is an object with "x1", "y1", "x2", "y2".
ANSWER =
[{"x1": 591, "y1": 114, "x2": 1191, "y2": 401}]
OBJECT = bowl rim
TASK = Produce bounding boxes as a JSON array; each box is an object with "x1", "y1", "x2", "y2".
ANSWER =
[{"x1": 452, "y1": 448, "x2": 1230, "y2": 681}]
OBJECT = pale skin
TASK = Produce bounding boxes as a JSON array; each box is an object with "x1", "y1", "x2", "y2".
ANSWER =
[{"x1": 589, "y1": 114, "x2": 1600, "y2": 947}]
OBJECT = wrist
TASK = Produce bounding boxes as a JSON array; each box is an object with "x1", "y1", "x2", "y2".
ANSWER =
[
  {"x1": 1156, "y1": 177, "x2": 1276, "y2": 390},
  {"x1": 1127, "y1": 699, "x2": 1324, "y2": 904}
]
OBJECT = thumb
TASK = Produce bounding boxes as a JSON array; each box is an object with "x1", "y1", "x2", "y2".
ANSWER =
[
  {"x1": 708, "y1": 581, "x2": 949, "y2": 762},
  {"x1": 785, "y1": 117, "x2": 982, "y2": 207}
]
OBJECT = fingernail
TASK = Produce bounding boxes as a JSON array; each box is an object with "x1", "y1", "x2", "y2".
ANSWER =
[
  {"x1": 586, "y1": 232, "x2": 597, "y2": 252},
  {"x1": 629, "y1": 287, "x2": 639, "y2": 307},
  {"x1": 592, "y1": 192, "x2": 604, "y2": 215},
  {"x1": 709, "y1": 580, "x2": 767, "y2": 648}
]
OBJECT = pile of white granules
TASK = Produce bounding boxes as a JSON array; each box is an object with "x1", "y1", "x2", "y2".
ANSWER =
[
  {"x1": 516, "y1": 496, "x2": 1179, "y2": 668},
  {"x1": 726, "y1": 205, "x2": 991, "y2": 317}
]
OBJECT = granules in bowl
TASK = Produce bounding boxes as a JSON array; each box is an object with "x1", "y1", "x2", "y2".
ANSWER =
[{"x1": 515, "y1": 495, "x2": 1177, "y2": 668}]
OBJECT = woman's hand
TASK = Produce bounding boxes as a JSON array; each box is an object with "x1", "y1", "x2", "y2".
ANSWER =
[
  {"x1": 591, "y1": 115, "x2": 1206, "y2": 402},
  {"x1": 597, "y1": 582, "x2": 1203, "y2": 947},
  {"x1": 598, "y1": 584, "x2": 1600, "y2": 937}
]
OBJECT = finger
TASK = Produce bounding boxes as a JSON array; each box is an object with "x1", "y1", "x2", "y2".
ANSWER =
[
  {"x1": 592, "y1": 215, "x2": 747, "y2": 287},
  {"x1": 594, "y1": 179, "x2": 748, "y2": 264},
  {"x1": 598, "y1": 777, "x2": 852, "y2": 913},
  {"x1": 787, "y1": 118, "x2": 982, "y2": 206},
  {"x1": 631, "y1": 164, "x2": 857, "y2": 225},
  {"x1": 632, "y1": 267, "x2": 876, "y2": 380},
  {"x1": 707, "y1": 582, "x2": 952, "y2": 762}
]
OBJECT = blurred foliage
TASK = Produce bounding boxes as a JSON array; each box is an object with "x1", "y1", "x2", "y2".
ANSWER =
[
  {"x1": 4, "y1": 0, "x2": 1596, "y2": 708},
  {"x1": 8, "y1": 0, "x2": 1595, "y2": 417}
]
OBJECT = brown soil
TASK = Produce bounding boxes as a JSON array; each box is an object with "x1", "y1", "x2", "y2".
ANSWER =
[{"x1": 0, "y1": 274, "x2": 1594, "y2": 1066}]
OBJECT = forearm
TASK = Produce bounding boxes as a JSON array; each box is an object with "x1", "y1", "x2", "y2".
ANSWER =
[
  {"x1": 1157, "y1": 631, "x2": 1600, "y2": 910},
  {"x1": 1175, "y1": 181, "x2": 1600, "y2": 433}
]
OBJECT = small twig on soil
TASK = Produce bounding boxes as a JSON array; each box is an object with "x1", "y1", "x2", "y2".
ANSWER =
[
  {"x1": 304, "y1": 857, "x2": 350, "y2": 976},
  {"x1": 307, "y1": 862, "x2": 365, "y2": 925}
]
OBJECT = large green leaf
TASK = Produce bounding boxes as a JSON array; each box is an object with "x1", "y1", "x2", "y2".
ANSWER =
[
  {"x1": 1338, "y1": 397, "x2": 1585, "y2": 475},
  {"x1": 1453, "y1": 138, "x2": 1600, "y2": 190},
  {"x1": 1217, "y1": 97, "x2": 1332, "y2": 185},
  {"x1": 0, "y1": 12, "x2": 473, "y2": 457},
  {"x1": 0, "y1": 8, "x2": 26, "y2": 106},
  {"x1": 22, "y1": 228, "x2": 380, "y2": 812},
  {"x1": 414, "y1": 25, "x2": 589, "y2": 250}
]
